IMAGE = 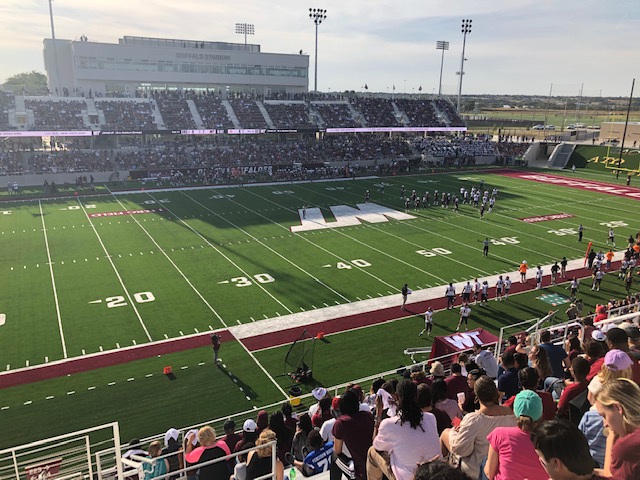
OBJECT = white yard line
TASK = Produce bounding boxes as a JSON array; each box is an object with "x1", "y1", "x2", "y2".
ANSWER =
[
  {"x1": 38, "y1": 201, "x2": 68, "y2": 358},
  {"x1": 107, "y1": 193, "x2": 228, "y2": 328},
  {"x1": 76, "y1": 198, "x2": 153, "y2": 341},
  {"x1": 143, "y1": 192, "x2": 294, "y2": 314},
  {"x1": 181, "y1": 191, "x2": 351, "y2": 303}
]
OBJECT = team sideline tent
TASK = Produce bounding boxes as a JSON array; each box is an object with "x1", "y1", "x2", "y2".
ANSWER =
[{"x1": 430, "y1": 328, "x2": 500, "y2": 360}]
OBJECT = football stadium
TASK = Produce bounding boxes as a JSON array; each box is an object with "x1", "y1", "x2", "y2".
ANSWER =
[{"x1": 1, "y1": 6, "x2": 640, "y2": 480}]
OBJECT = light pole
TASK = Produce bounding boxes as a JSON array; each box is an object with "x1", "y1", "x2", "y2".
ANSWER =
[
  {"x1": 235, "y1": 23, "x2": 255, "y2": 50},
  {"x1": 456, "y1": 19, "x2": 472, "y2": 113},
  {"x1": 48, "y1": 0, "x2": 62, "y2": 95},
  {"x1": 309, "y1": 8, "x2": 327, "y2": 92},
  {"x1": 436, "y1": 40, "x2": 449, "y2": 97}
]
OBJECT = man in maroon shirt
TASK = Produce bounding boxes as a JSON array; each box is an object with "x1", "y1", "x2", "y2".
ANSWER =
[
  {"x1": 606, "y1": 327, "x2": 640, "y2": 385},
  {"x1": 331, "y1": 388, "x2": 374, "y2": 480},
  {"x1": 444, "y1": 363, "x2": 470, "y2": 400},
  {"x1": 557, "y1": 357, "x2": 590, "y2": 419}
]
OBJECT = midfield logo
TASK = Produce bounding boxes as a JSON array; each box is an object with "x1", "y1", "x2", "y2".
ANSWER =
[{"x1": 290, "y1": 203, "x2": 416, "y2": 233}]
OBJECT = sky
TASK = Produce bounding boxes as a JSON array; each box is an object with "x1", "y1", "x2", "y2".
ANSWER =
[{"x1": 0, "y1": 0, "x2": 639, "y2": 97}]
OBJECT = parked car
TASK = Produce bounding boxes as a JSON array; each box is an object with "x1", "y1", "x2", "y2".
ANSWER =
[
  {"x1": 545, "y1": 125, "x2": 556, "y2": 130},
  {"x1": 532, "y1": 124, "x2": 545, "y2": 130}
]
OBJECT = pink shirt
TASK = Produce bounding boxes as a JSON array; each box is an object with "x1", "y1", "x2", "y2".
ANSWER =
[{"x1": 487, "y1": 426, "x2": 547, "y2": 480}]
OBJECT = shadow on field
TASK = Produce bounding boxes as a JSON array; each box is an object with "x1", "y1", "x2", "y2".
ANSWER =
[{"x1": 217, "y1": 362, "x2": 258, "y2": 400}]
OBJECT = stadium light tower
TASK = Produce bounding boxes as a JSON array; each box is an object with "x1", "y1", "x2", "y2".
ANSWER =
[
  {"x1": 456, "y1": 19, "x2": 472, "y2": 112},
  {"x1": 48, "y1": 0, "x2": 62, "y2": 96},
  {"x1": 309, "y1": 8, "x2": 327, "y2": 92},
  {"x1": 235, "y1": 23, "x2": 255, "y2": 49},
  {"x1": 436, "y1": 40, "x2": 449, "y2": 97}
]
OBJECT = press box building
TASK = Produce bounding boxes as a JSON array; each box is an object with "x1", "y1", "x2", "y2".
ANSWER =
[{"x1": 43, "y1": 35, "x2": 309, "y2": 97}]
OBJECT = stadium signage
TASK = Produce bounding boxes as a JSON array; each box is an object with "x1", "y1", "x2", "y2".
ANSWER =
[
  {"x1": 519, "y1": 213, "x2": 575, "y2": 223},
  {"x1": 501, "y1": 172, "x2": 640, "y2": 200},
  {"x1": 89, "y1": 209, "x2": 163, "y2": 218},
  {"x1": 176, "y1": 53, "x2": 231, "y2": 61},
  {"x1": 290, "y1": 203, "x2": 415, "y2": 233},
  {"x1": 443, "y1": 331, "x2": 484, "y2": 350}
]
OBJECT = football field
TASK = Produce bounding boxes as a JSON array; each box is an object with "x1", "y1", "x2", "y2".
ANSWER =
[{"x1": 1, "y1": 169, "x2": 638, "y2": 368}]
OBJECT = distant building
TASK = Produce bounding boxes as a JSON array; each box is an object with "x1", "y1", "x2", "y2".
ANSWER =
[{"x1": 43, "y1": 35, "x2": 309, "y2": 97}]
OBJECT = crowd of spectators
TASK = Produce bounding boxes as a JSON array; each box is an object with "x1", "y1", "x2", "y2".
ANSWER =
[
  {"x1": 434, "y1": 99, "x2": 465, "y2": 127},
  {"x1": 25, "y1": 99, "x2": 86, "y2": 130},
  {"x1": 313, "y1": 103, "x2": 361, "y2": 128},
  {"x1": 29, "y1": 149, "x2": 112, "y2": 174},
  {"x1": 264, "y1": 103, "x2": 315, "y2": 129},
  {"x1": 192, "y1": 92, "x2": 235, "y2": 130},
  {"x1": 228, "y1": 99, "x2": 268, "y2": 129},
  {"x1": 95, "y1": 100, "x2": 157, "y2": 130},
  {"x1": 413, "y1": 135, "x2": 498, "y2": 158},
  {"x1": 394, "y1": 99, "x2": 443, "y2": 127},
  {"x1": 0, "y1": 91, "x2": 15, "y2": 130},
  {"x1": 349, "y1": 97, "x2": 400, "y2": 127},
  {"x1": 151, "y1": 91, "x2": 197, "y2": 129},
  {"x1": 0, "y1": 150, "x2": 24, "y2": 175},
  {"x1": 129, "y1": 313, "x2": 640, "y2": 480}
]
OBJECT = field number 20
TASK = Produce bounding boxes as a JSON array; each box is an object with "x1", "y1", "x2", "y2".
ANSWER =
[{"x1": 106, "y1": 291, "x2": 155, "y2": 308}]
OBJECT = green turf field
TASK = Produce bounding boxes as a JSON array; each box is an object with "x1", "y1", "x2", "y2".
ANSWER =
[{"x1": 1, "y1": 168, "x2": 638, "y2": 448}]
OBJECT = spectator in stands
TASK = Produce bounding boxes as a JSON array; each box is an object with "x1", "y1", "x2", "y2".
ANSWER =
[
  {"x1": 528, "y1": 344, "x2": 553, "y2": 388},
  {"x1": 312, "y1": 396, "x2": 334, "y2": 428},
  {"x1": 460, "y1": 368, "x2": 485, "y2": 414},
  {"x1": 497, "y1": 351, "x2": 520, "y2": 401},
  {"x1": 365, "y1": 378, "x2": 385, "y2": 410},
  {"x1": 585, "y1": 333, "x2": 608, "y2": 381},
  {"x1": 291, "y1": 413, "x2": 313, "y2": 462},
  {"x1": 235, "y1": 419, "x2": 258, "y2": 453},
  {"x1": 123, "y1": 438, "x2": 148, "y2": 461},
  {"x1": 417, "y1": 383, "x2": 452, "y2": 435},
  {"x1": 605, "y1": 327, "x2": 640, "y2": 384},
  {"x1": 594, "y1": 378, "x2": 640, "y2": 478},
  {"x1": 440, "y1": 376, "x2": 516, "y2": 478},
  {"x1": 320, "y1": 396, "x2": 341, "y2": 444},
  {"x1": 471, "y1": 344, "x2": 498, "y2": 379},
  {"x1": 531, "y1": 420, "x2": 608, "y2": 480},
  {"x1": 483, "y1": 390, "x2": 547, "y2": 480},
  {"x1": 256, "y1": 410, "x2": 269, "y2": 435},
  {"x1": 143, "y1": 441, "x2": 169, "y2": 480},
  {"x1": 445, "y1": 362, "x2": 470, "y2": 401},
  {"x1": 182, "y1": 430, "x2": 198, "y2": 480},
  {"x1": 281, "y1": 403, "x2": 298, "y2": 433},
  {"x1": 431, "y1": 379, "x2": 462, "y2": 422},
  {"x1": 503, "y1": 336, "x2": 518, "y2": 355},
  {"x1": 565, "y1": 335, "x2": 584, "y2": 362},
  {"x1": 269, "y1": 412, "x2": 293, "y2": 465},
  {"x1": 374, "y1": 380, "x2": 398, "y2": 434},
  {"x1": 309, "y1": 387, "x2": 328, "y2": 417},
  {"x1": 330, "y1": 387, "x2": 374, "y2": 480},
  {"x1": 220, "y1": 421, "x2": 241, "y2": 471},
  {"x1": 587, "y1": 349, "x2": 634, "y2": 405},
  {"x1": 429, "y1": 361, "x2": 446, "y2": 383},
  {"x1": 503, "y1": 367, "x2": 557, "y2": 421},
  {"x1": 161, "y1": 428, "x2": 183, "y2": 479},
  {"x1": 184, "y1": 426, "x2": 231, "y2": 480},
  {"x1": 366, "y1": 379, "x2": 441, "y2": 480},
  {"x1": 245, "y1": 429, "x2": 284, "y2": 480},
  {"x1": 539, "y1": 330, "x2": 570, "y2": 383},
  {"x1": 557, "y1": 357, "x2": 590, "y2": 420},
  {"x1": 627, "y1": 325, "x2": 640, "y2": 361},
  {"x1": 287, "y1": 430, "x2": 333, "y2": 477}
]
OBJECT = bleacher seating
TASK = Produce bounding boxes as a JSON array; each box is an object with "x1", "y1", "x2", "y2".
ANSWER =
[
  {"x1": 263, "y1": 102, "x2": 316, "y2": 129},
  {"x1": 192, "y1": 93, "x2": 234, "y2": 129},
  {"x1": 313, "y1": 103, "x2": 360, "y2": 128},
  {"x1": 228, "y1": 99, "x2": 268, "y2": 129},
  {"x1": 349, "y1": 97, "x2": 399, "y2": 127},
  {"x1": 434, "y1": 99, "x2": 465, "y2": 127},
  {"x1": 0, "y1": 91, "x2": 15, "y2": 130},
  {"x1": 152, "y1": 91, "x2": 197, "y2": 129},
  {"x1": 25, "y1": 98, "x2": 86, "y2": 130},
  {"x1": 395, "y1": 99, "x2": 443, "y2": 127},
  {"x1": 96, "y1": 100, "x2": 156, "y2": 130}
]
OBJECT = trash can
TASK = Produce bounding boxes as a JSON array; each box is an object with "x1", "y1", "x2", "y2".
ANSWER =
[{"x1": 289, "y1": 386, "x2": 302, "y2": 407}]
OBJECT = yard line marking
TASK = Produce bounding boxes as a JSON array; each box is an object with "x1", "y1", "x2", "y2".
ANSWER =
[
  {"x1": 77, "y1": 199, "x2": 153, "y2": 342},
  {"x1": 67, "y1": 391, "x2": 75, "y2": 395},
  {"x1": 82, "y1": 349, "x2": 86, "y2": 355},
  {"x1": 1, "y1": 406, "x2": 9, "y2": 410},
  {"x1": 105, "y1": 192, "x2": 230, "y2": 328},
  {"x1": 132, "y1": 340, "x2": 137, "y2": 345},
  {"x1": 99, "y1": 346, "x2": 103, "y2": 352},
  {"x1": 198, "y1": 362, "x2": 205, "y2": 366},
  {"x1": 250, "y1": 317, "x2": 255, "y2": 322},
  {"x1": 127, "y1": 378, "x2": 135, "y2": 381},
  {"x1": 5, "y1": 365, "x2": 9, "y2": 371},
  {"x1": 179, "y1": 331, "x2": 184, "y2": 336},
  {"x1": 24, "y1": 401, "x2": 32, "y2": 405},
  {"x1": 181, "y1": 366, "x2": 188, "y2": 370},
  {"x1": 46, "y1": 395, "x2": 55, "y2": 399},
  {"x1": 88, "y1": 386, "x2": 96, "y2": 390},
  {"x1": 116, "y1": 343, "x2": 120, "y2": 348},
  {"x1": 209, "y1": 325, "x2": 213, "y2": 330},
  {"x1": 237, "y1": 320, "x2": 242, "y2": 325},
  {"x1": 108, "y1": 382, "x2": 115, "y2": 386},
  {"x1": 146, "y1": 374, "x2": 153, "y2": 377},
  {"x1": 45, "y1": 356, "x2": 48, "y2": 363},
  {"x1": 184, "y1": 192, "x2": 351, "y2": 304},
  {"x1": 39, "y1": 201, "x2": 67, "y2": 358},
  {"x1": 164, "y1": 334, "x2": 168, "y2": 339}
]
